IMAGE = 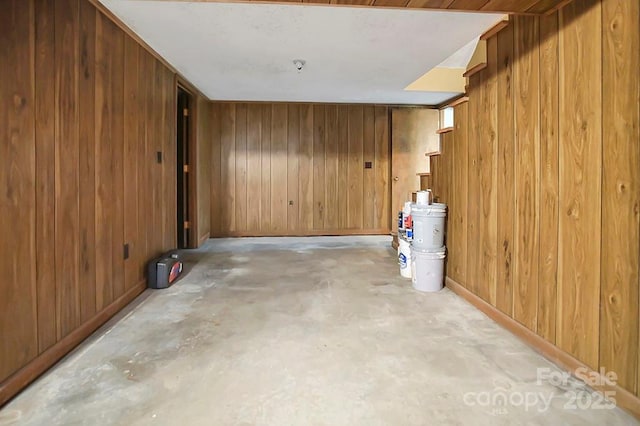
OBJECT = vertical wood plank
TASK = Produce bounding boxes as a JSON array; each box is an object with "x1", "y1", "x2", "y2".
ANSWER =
[
  {"x1": 374, "y1": 106, "x2": 390, "y2": 231},
  {"x1": 159, "y1": 69, "x2": 169, "y2": 250},
  {"x1": 123, "y1": 35, "x2": 139, "y2": 291},
  {"x1": 196, "y1": 97, "x2": 212, "y2": 242},
  {"x1": 145, "y1": 58, "x2": 156, "y2": 254},
  {"x1": 235, "y1": 103, "x2": 248, "y2": 232},
  {"x1": 260, "y1": 104, "x2": 272, "y2": 232},
  {"x1": 287, "y1": 104, "x2": 300, "y2": 231},
  {"x1": 34, "y1": 0, "x2": 57, "y2": 353},
  {"x1": 441, "y1": 131, "x2": 454, "y2": 262},
  {"x1": 496, "y1": 22, "x2": 515, "y2": 316},
  {"x1": 438, "y1": 134, "x2": 449, "y2": 205},
  {"x1": 557, "y1": 0, "x2": 602, "y2": 369},
  {"x1": 0, "y1": 0, "x2": 38, "y2": 381},
  {"x1": 95, "y1": 14, "x2": 116, "y2": 309},
  {"x1": 78, "y1": 0, "x2": 97, "y2": 319},
  {"x1": 538, "y1": 12, "x2": 559, "y2": 342},
  {"x1": 479, "y1": 36, "x2": 499, "y2": 306},
  {"x1": 110, "y1": 25, "x2": 125, "y2": 299},
  {"x1": 271, "y1": 104, "x2": 288, "y2": 231},
  {"x1": 163, "y1": 67, "x2": 175, "y2": 250},
  {"x1": 600, "y1": 0, "x2": 639, "y2": 391},
  {"x1": 363, "y1": 106, "x2": 376, "y2": 229},
  {"x1": 313, "y1": 105, "x2": 326, "y2": 229},
  {"x1": 246, "y1": 104, "x2": 262, "y2": 232},
  {"x1": 453, "y1": 102, "x2": 468, "y2": 285},
  {"x1": 150, "y1": 59, "x2": 162, "y2": 255},
  {"x1": 137, "y1": 47, "x2": 150, "y2": 280},
  {"x1": 299, "y1": 104, "x2": 314, "y2": 231},
  {"x1": 210, "y1": 103, "x2": 222, "y2": 236},
  {"x1": 337, "y1": 105, "x2": 349, "y2": 229},
  {"x1": 55, "y1": 0, "x2": 81, "y2": 337},
  {"x1": 513, "y1": 15, "x2": 540, "y2": 331},
  {"x1": 325, "y1": 105, "x2": 339, "y2": 229},
  {"x1": 347, "y1": 105, "x2": 364, "y2": 229},
  {"x1": 220, "y1": 104, "x2": 236, "y2": 232},
  {"x1": 466, "y1": 76, "x2": 481, "y2": 295}
]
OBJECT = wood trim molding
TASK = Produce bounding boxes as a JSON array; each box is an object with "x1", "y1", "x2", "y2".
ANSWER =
[
  {"x1": 463, "y1": 62, "x2": 488, "y2": 78},
  {"x1": 436, "y1": 127, "x2": 454, "y2": 134},
  {"x1": 0, "y1": 281, "x2": 147, "y2": 407},
  {"x1": 543, "y1": 0, "x2": 574, "y2": 16},
  {"x1": 416, "y1": 172, "x2": 431, "y2": 177},
  {"x1": 199, "y1": 232, "x2": 210, "y2": 247},
  {"x1": 177, "y1": 77, "x2": 205, "y2": 104},
  {"x1": 425, "y1": 150, "x2": 441, "y2": 157},
  {"x1": 210, "y1": 229, "x2": 390, "y2": 238},
  {"x1": 480, "y1": 19, "x2": 509, "y2": 40},
  {"x1": 444, "y1": 96, "x2": 469, "y2": 108},
  {"x1": 187, "y1": 91, "x2": 199, "y2": 249},
  {"x1": 436, "y1": 94, "x2": 467, "y2": 109},
  {"x1": 445, "y1": 277, "x2": 640, "y2": 420}
]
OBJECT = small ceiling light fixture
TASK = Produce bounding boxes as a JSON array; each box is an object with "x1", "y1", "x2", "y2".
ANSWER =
[{"x1": 293, "y1": 59, "x2": 306, "y2": 73}]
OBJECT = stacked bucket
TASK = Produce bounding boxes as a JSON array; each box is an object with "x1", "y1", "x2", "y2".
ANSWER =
[{"x1": 398, "y1": 190, "x2": 447, "y2": 292}]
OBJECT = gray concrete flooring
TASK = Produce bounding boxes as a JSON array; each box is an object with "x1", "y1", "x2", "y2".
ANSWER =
[{"x1": 0, "y1": 236, "x2": 637, "y2": 425}]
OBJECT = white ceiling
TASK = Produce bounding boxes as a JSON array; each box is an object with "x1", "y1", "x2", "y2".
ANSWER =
[{"x1": 99, "y1": 0, "x2": 503, "y2": 104}]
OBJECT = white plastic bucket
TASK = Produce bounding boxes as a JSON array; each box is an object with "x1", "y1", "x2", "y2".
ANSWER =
[
  {"x1": 398, "y1": 235, "x2": 412, "y2": 279},
  {"x1": 416, "y1": 190, "x2": 432, "y2": 205},
  {"x1": 412, "y1": 203, "x2": 447, "y2": 249},
  {"x1": 411, "y1": 246, "x2": 446, "y2": 292}
]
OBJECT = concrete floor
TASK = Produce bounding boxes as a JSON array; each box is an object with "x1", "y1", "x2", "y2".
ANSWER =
[{"x1": 0, "y1": 236, "x2": 637, "y2": 425}]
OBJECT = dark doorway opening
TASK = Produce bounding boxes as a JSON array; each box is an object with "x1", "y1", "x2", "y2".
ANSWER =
[{"x1": 176, "y1": 88, "x2": 190, "y2": 249}]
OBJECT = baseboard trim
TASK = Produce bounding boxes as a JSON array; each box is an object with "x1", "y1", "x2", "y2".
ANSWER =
[
  {"x1": 198, "y1": 232, "x2": 210, "y2": 247},
  {"x1": 210, "y1": 229, "x2": 390, "y2": 237},
  {"x1": 0, "y1": 281, "x2": 147, "y2": 407},
  {"x1": 445, "y1": 277, "x2": 640, "y2": 419}
]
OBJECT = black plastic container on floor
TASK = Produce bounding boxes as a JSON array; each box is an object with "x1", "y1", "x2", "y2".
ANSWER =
[{"x1": 147, "y1": 252, "x2": 183, "y2": 289}]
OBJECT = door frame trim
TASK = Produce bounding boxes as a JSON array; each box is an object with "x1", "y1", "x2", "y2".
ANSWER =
[{"x1": 176, "y1": 77, "x2": 199, "y2": 248}]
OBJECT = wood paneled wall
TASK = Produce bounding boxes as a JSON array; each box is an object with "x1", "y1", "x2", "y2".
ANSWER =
[
  {"x1": 0, "y1": 0, "x2": 177, "y2": 404},
  {"x1": 208, "y1": 103, "x2": 391, "y2": 236},
  {"x1": 429, "y1": 0, "x2": 640, "y2": 397},
  {"x1": 196, "y1": 97, "x2": 213, "y2": 244}
]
